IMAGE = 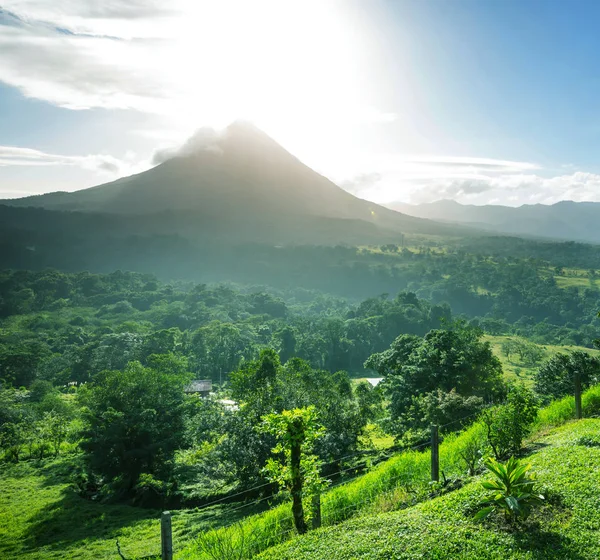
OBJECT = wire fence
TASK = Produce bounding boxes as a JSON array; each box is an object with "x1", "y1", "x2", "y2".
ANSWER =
[
  {"x1": 178, "y1": 426, "x2": 462, "y2": 559},
  {"x1": 183, "y1": 408, "x2": 483, "y2": 520},
  {"x1": 160, "y1": 396, "x2": 600, "y2": 559}
]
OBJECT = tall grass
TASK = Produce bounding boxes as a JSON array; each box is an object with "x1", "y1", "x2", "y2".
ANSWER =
[
  {"x1": 536, "y1": 383, "x2": 600, "y2": 428},
  {"x1": 179, "y1": 384, "x2": 600, "y2": 560}
]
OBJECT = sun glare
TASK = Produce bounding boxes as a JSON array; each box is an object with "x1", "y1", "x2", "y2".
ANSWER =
[{"x1": 160, "y1": 1, "x2": 372, "y2": 157}]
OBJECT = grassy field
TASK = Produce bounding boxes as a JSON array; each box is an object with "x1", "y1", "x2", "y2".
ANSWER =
[
  {"x1": 0, "y1": 456, "x2": 267, "y2": 560},
  {"x1": 555, "y1": 276, "x2": 600, "y2": 289},
  {"x1": 3, "y1": 385, "x2": 598, "y2": 560},
  {"x1": 177, "y1": 386, "x2": 600, "y2": 559},
  {"x1": 485, "y1": 335, "x2": 600, "y2": 384},
  {"x1": 258, "y1": 418, "x2": 600, "y2": 560}
]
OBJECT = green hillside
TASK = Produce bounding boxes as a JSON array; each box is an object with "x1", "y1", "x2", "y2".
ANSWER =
[
  {"x1": 259, "y1": 418, "x2": 600, "y2": 560},
  {"x1": 485, "y1": 335, "x2": 600, "y2": 383},
  {"x1": 1, "y1": 383, "x2": 599, "y2": 560}
]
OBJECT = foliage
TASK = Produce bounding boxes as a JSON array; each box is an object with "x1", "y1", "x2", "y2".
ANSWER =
[
  {"x1": 474, "y1": 456, "x2": 544, "y2": 523},
  {"x1": 79, "y1": 361, "x2": 191, "y2": 497},
  {"x1": 534, "y1": 351, "x2": 600, "y2": 402},
  {"x1": 223, "y1": 350, "x2": 369, "y2": 487},
  {"x1": 262, "y1": 407, "x2": 328, "y2": 534},
  {"x1": 261, "y1": 407, "x2": 327, "y2": 495},
  {"x1": 0, "y1": 456, "x2": 266, "y2": 560},
  {"x1": 482, "y1": 384, "x2": 539, "y2": 459},
  {"x1": 395, "y1": 389, "x2": 484, "y2": 445},
  {"x1": 501, "y1": 338, "x2": 545, "y2": 365},
  {"x1": 366, "y1": 323, "x2": 504, "y2": 439},
  {"x1": 257, "y1": 421, "x2": 600, "y2": 560}
]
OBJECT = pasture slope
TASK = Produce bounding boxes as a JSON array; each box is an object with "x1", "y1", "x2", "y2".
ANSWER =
[{"x1": 257, "y1": 418, "x2": 600, "y2": 560}]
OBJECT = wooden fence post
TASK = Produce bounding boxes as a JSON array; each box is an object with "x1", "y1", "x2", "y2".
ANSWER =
[
  {"x1": 431, "y1": 424, "x2": 439, "y2": 482},
  {"x1": 574, "y1": 371, "x2": 582, "y2": 420},
  {"x1": 161, "y1": 511, "x2": 173, "y2": 560},
  {"x1": 311, "y1": 494, "x2": 322, "y2": 529}
]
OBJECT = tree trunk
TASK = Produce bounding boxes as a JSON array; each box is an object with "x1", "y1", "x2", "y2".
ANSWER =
[{"x1": 290, "y1": 436, "x2": 307, "y2": 534}]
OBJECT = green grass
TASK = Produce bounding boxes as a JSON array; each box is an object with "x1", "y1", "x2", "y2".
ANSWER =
[
  {"x1": 3, "y1": 386, "x2": 599, "y2": 560},
  {"x1": 554, "y1": 275, "x2": 600, "y2": 290},
  {"x1": 359, "y1": 423, "x2": 395, "y2": 450},
  {"x1": 258, "y1": 419, "x2": 600, "y2": 560},
  {"x1": 0, "y1": 455, "x2": 267, "y2": 560},
  {"x1": 485, "y1": 335, "x2": 600, "y2": 384},
  {"x1": 179, "y1": 384, "x2": 600, "y2": 559}
]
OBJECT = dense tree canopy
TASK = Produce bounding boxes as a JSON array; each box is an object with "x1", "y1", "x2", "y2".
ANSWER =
[
  {"x1": 366, "y1": 324, "x2": 504, "y2": 440},
  {"x1": 0, "y1": 267, "x2": 598, "y2": 507},
  {"x1": 79, "y1": 360, "x2": 191, "y2": 497}
]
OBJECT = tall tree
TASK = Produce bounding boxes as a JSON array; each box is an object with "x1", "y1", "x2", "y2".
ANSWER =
[
  {"x1": 366, "y1": 324, "x2": 504, "y2": 438},
  {"x1": 262, "y1": 407, "x2": 327, "y2": 534},
  {"x1": 79, "y1": 361, "x2": 191, "y2": 496}
]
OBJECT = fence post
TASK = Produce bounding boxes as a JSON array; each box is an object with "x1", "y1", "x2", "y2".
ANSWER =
[
  {"x1": 574, "y1": 371, "x2": 582, "y2": 420},
  {"x1": 430, "y1": 424, "x2": 439, "y2": 482},
  {"x1": 161, "y1": 511, "x2": 173, "y2": 560},
  {"x1": 311, "y1": 494, "x2": 322, "y2": 529}
]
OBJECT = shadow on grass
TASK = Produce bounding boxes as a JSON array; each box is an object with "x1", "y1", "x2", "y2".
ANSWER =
[
  {"x1": 511, "y1": 525, "x2": 585, "y2": 560},
  {"x1": 521, "y1": 441, "x2": 550, "y2": 456},
  {"x1": 21, "y1": 465, "x2": 275, "y2": 559},
  {"x1": 22, "y1": 486, "x2": 161, "y2": 556}
]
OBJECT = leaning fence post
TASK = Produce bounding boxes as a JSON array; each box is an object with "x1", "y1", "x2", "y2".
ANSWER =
[
  {"x1": 574, "y1": 371, "x2": 582, "y2": 420},
  {"x1": 431, "y1": 424, "x2": 439, "y2": 482},
  {"x1": 161, "y1": 511, "x2": 173, "y2": 560}
]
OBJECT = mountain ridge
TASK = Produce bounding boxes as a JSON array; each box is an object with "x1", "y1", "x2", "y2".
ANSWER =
[
  {"x1": 387, "y1": 198, "x2": 600, "y2": 244},
  {"x1": 1, "y1": 122, "x2": 473, "y2": 243}
]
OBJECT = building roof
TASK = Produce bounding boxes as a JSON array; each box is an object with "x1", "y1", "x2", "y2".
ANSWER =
[
  {"x1": 365, "y1": 378, "x2": 383, "y2": 387},
  {"x1": 185, "y1": 380, "x2": 212, "y2": 393}
]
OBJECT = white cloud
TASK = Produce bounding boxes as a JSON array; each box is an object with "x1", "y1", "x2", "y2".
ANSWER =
[
  {"x1": 0, "y1": 1, "x2": 393, "y2": 128},
  {"x1": 327, "y1": 153, "x2": 600, "y2": 207},
  {"x1": 401, "y1": 171, "x2": 600, "y2": 206},
  {"x1": 151, "y1": 127, "x2": 222, "y2": 165},
  {"x1": 1, "y1": 1, "x2": 178, "y2": 39},
  {"x1": 0, "y1": 24, "x2": 171, "y2": 111},
  {"x1": 0, "y1": 145, "x2": 148, "y2": 176}
]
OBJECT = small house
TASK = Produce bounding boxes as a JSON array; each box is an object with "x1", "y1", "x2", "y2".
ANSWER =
[{"x1": 185, "y1": 379, "x2": 212, "y2": 397}]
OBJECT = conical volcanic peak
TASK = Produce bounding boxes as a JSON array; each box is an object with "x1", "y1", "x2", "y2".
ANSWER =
[{"x1": 0, "y1": 122, "x2": 468, "y2": 242}]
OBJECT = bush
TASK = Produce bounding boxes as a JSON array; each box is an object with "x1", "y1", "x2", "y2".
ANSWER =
[
  {"x1": 536, "y1": 383, "x2": 600, "y2": 428},
  {"x1": 482, "y1": 384, "x2": 539, "y2": 459},
  {"x1": 583, "y1": 384, "x2": 600, "y2": 416}
]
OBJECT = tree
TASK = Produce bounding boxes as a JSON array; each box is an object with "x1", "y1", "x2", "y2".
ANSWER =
[
  {"x1": 191, "y1": 322, "x2": 254, "y2": 384},
  {"x1": 272, "y1": 326, "x2": 297, "y2": 364},
  {"x1": 534, "y1": 351, "x2": 600, "y2": 402},
  {"x1": 397, "y1": 389, "x2": 484, "y2": 443},
  {"x1": 366, "y1": 324, "x2": 504, "y2": 438},
  {"x1": 79, "y1": 361, "x2": 191, "y2": 497},
  {"x1": 0, "y1": 340, "x2": 50, "y2": 387},
  {"x1": 501, "y1": 339, "x2": 518, "y2": 361},
  {"x1": 261, "y1": 407, "x2": 327, "y2": 534},
  {"x1": 224, "y1": 350, "x2": 369, "y2": 486}
]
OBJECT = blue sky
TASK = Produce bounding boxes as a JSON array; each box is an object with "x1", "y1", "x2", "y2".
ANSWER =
[{"x1": 1, "y1": 0, "x2": 600, "y2": 205}]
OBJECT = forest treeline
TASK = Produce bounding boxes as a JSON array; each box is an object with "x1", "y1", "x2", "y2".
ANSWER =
[
  {"x1": 1, "y1": 243, "x2": 599, "y2": 390},
  {"x1": 1, "y1": 267, "x2": 599, "y2": 510}
]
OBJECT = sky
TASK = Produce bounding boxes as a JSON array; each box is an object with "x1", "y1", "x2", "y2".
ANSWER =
[{"x1": 1, "y1": 0, "x2": 600, "y2": 206}]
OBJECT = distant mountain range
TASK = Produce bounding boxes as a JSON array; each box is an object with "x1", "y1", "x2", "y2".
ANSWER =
[
  {"x1": 388, "y1": 199, "x2": 600, "y2": 244},
  {"x1": 1, "y1": 121, "x2": 467, "y2": 245}
]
